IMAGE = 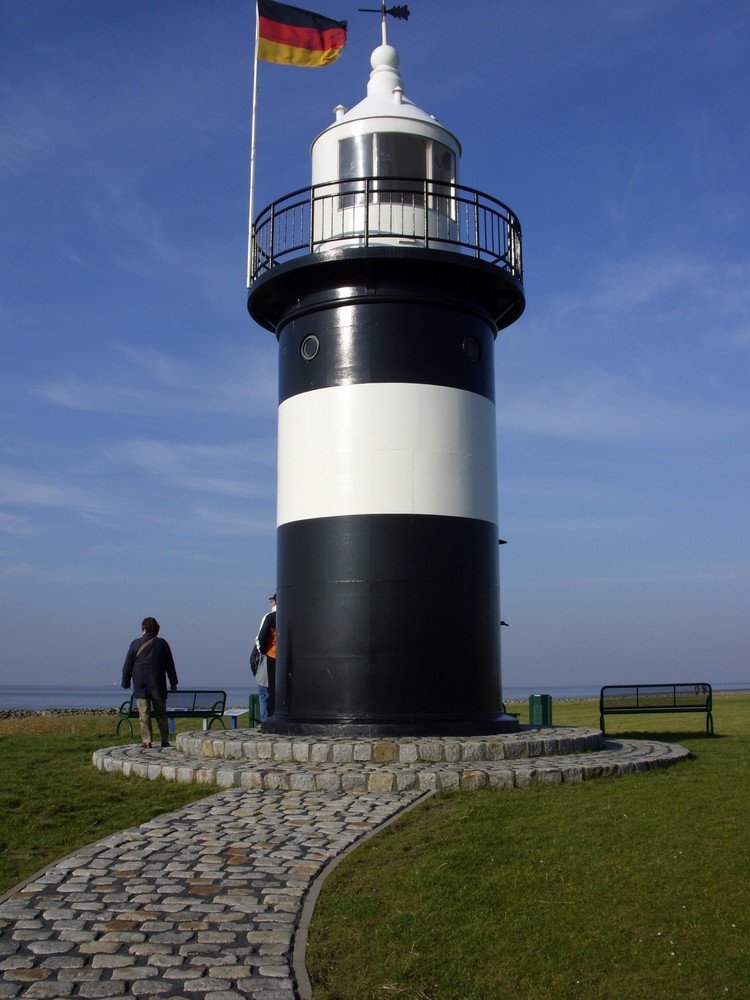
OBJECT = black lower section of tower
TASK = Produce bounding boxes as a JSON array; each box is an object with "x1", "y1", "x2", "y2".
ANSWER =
[{"x1": 274, "y1": 515, "x2": 504, "y2": 735}]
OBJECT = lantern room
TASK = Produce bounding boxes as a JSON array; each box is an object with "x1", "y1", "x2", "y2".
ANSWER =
[{"x1": 309, "y1": 41, "x2": 461, "y2": 248}]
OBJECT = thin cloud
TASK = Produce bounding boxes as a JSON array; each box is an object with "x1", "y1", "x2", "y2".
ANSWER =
[
  {"x1": 77, "y1": 171, "x2": 246, "y2": 299},
  {"x1": 0, "y1": 4, "x2": 243, "y2": 178},
  {"x1": 496, "y1": 370, "x2": 746, "y2": 443},
  {"x1": 497, "y1": 246, "x2": 750, "y2": 444},
  {"x1": 536, "y1": 251, "x2": 750, "y2": 342},
  {"x1": 115, "y1": 438, "x2": 276, "y2": 500},
  {"x1": 514, "y1": 565, "x2": 750, "y2": 589},
  {"x1": 0, "y1": 513, "x2": 38, "y2": 538},
  {"x1": 0, "y1": 464, "x2": 114, "y2": 519},
  {"x1": 190, "y1": 504, "x2": 276, "y2": 537},
  {"x1": 32, "y1": 342, "x2": 276, "y2": 418}
]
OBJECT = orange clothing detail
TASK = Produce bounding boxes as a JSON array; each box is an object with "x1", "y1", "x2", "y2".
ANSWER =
[{"x1": 266, "y1": 628, "x2": 277, "y2": 658}]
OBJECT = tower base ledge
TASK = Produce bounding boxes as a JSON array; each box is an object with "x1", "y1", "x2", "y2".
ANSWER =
[{"x1": 260, "y1": 712, "x2": 520, "y2": 738}]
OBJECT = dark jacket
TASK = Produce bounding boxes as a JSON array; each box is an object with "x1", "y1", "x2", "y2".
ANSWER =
[{"x1": 121, "y1": 632, "x2": 178, "y2": 700}]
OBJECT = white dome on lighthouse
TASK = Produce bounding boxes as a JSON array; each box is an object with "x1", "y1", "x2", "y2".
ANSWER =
[{"x1": 324, "y1": 41, "x2": 458, "y2": 132}]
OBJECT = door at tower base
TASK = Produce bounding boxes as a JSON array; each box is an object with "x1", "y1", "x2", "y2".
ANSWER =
[{"x1": 267, "y1": 513, "x2": 516, "y2": 736}]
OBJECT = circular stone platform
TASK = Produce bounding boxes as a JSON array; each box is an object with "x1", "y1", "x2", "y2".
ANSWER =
[{"x1": 93, "y1": 726, "x2": 690, "y2": 792}]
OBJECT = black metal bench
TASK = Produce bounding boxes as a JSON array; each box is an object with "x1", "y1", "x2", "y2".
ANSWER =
[
  {"x1": 116, "y1": 689, "x2": 227, "y2": 737},
  {"x1": 599, "y1": 683, "x2": 714, "y2": 736}
]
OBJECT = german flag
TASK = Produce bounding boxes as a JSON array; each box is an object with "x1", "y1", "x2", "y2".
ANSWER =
[{"x1": 257, "y1": 0, "x2": 347, "y2": 67}]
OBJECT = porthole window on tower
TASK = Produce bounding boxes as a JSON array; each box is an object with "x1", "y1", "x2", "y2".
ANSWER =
[
  {"x1": 300, "y1": 335, "x2": 320, "y2": 361},
  {"x1": 462, "y1": 336, "x2": 481, "y2": 362}
]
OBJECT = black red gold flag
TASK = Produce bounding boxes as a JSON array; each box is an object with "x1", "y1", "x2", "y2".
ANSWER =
[{"x1": 257, "y1": 0, "x2": 347, "y2": 67}]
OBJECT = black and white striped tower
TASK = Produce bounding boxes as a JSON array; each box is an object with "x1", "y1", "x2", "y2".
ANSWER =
[{"x1": 248, "y1": 31, "x2": 524, "y2": 735}]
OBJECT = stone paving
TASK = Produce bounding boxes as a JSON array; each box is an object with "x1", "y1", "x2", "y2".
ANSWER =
[
  {"x1": 0, "y1": 728, "x2": 690, "y2": 999},
  {"x1": 91, "y1": 727, "x2": 689, "y2": 792}
]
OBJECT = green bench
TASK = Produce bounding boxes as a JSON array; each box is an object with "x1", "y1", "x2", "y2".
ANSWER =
[
  {"x1": 116, "y1": 689, "x2": 227, "y2": 737},
  {"x1": 599, "y1": 683, "x2": 714, "y2": 736}
]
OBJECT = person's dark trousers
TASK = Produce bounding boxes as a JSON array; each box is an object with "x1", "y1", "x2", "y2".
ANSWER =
[
  {"x1": 267, "y1": 657, "x2": 276, "y2": 716},
  {"x1": 136, "y1": 697, "x2": 168, "y2": 745}
]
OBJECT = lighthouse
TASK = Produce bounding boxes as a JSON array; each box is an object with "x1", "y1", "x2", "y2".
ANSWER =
[{"x1": 247, "y1": 24, "x2": 524, "y2": 736}]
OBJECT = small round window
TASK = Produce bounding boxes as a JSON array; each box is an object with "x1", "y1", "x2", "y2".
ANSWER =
[
  {"x1": 300, "y1": 335, "x2": 320, "y2": 361},
  {"x1": 462, "y1": 336, "x2": 481, "y2": 362}
]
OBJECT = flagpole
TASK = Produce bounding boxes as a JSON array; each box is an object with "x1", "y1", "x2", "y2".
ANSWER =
[{"x1": 247, "y1": 2, "x2": 261, "y2": 288}]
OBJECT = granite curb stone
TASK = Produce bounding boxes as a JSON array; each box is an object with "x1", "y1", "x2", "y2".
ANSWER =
[{"x1": 93, "y1": 728, "x2": 689, "y2": 791}]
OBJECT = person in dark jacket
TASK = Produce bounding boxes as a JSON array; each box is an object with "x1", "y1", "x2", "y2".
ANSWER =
[
  {"x1": 121, "y1": 616, "x2": 178, "y2": 748},
  {"x1": 253, "y1": 594, "x2": 277, "y2": 720}
]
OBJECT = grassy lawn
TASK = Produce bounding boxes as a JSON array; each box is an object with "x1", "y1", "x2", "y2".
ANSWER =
[
  {"x1": 306, "y1": 693, "x2": 750, "y2": 999},
  {"x1": 0, "y1": 712, "x2": 216, "y2": 894},
  {"x1": 1, "y1": 696, "x2": 747, "y2": 998}
]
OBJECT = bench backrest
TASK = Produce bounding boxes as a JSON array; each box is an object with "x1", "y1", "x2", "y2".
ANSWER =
[
  {"x1": 600, "y1": 683, "x2": 712, "y2": 710},
  {"x1": 168, "y1": 690, "x2": 226, "y2": 713},
  {"x1": 120, "y1": 690, "x2": 226, "y2": 714}
]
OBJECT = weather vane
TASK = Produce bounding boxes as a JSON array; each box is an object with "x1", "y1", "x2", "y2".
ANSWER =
[{"x1": 358, "y1": 4, "x2": 410, "y2": 44}]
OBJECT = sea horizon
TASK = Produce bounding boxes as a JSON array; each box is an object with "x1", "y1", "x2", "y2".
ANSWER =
[{"x1": 0, "y1": 682, "x2": 747, "y2": 712}]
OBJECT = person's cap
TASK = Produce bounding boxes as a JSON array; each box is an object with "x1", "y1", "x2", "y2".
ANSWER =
[{"x1": 269, "y1": 593, "x2": 276, "y2": 600}]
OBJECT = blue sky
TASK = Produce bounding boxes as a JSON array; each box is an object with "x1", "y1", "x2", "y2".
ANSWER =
[{"x1": 1, "y1": 0, "x2": 748, "y2": 693}]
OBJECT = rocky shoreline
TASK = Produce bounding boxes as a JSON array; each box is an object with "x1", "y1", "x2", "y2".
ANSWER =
[{"x1": 0, "y1": 707, "x2": 118, "y2": 719}]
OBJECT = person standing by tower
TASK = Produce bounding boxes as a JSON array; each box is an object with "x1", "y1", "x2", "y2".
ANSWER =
[
  {"x1": 253, "y1": 594, "x2": 277, "y2": 720},
  {"x1": 121, "y1": 616, "x2": 178, "y2": 748}
]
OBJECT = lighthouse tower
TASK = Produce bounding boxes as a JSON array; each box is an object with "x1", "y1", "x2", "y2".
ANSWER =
[{"x1": 248, "y1": 30, "x2": 524, "y2": 736}]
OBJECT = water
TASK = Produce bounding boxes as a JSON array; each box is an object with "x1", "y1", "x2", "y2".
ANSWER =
[
  {"x1": 1, "y1": 684, "x2": 590, "y2": 711},
  {"x1": 0, "y1": 682, "x2": 746, "y2": 712}
]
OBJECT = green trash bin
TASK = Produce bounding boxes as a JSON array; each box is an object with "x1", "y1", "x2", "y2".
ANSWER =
[
  {"x1": 529, "y1": 694, "x2": 552, "y2": 726},
  {"x1": 249, "y1": 693, "x2": 261, "y2": 729}
]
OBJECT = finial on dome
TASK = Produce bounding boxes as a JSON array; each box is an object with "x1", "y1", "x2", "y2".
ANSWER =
[
  {"x1": 367, "y1": 43, "x2": 403, "y2": 98},
  {"x1": 371, "y1": 43, "x2": 399, "y2": 72}
]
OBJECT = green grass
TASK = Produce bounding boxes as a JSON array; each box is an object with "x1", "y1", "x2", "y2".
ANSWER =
[
  {"x1": 0, "y1": 712, "x2": 216, "y2": 894},
  {"x1": 306, "y1": 693, "x2": 750, "y2": 1000},
  {"x1": 1, "y1": 697, "x2": 747, "y2": 998}
]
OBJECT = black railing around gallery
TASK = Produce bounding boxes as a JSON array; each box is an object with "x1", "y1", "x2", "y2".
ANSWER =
[{"x1": 249, "y1": 177, "x2": 523, "y2": 286}]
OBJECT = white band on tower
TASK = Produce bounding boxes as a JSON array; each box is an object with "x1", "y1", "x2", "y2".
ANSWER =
[{"x1": 277, "y1": 382, "x2": 499, "y2": 526}]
